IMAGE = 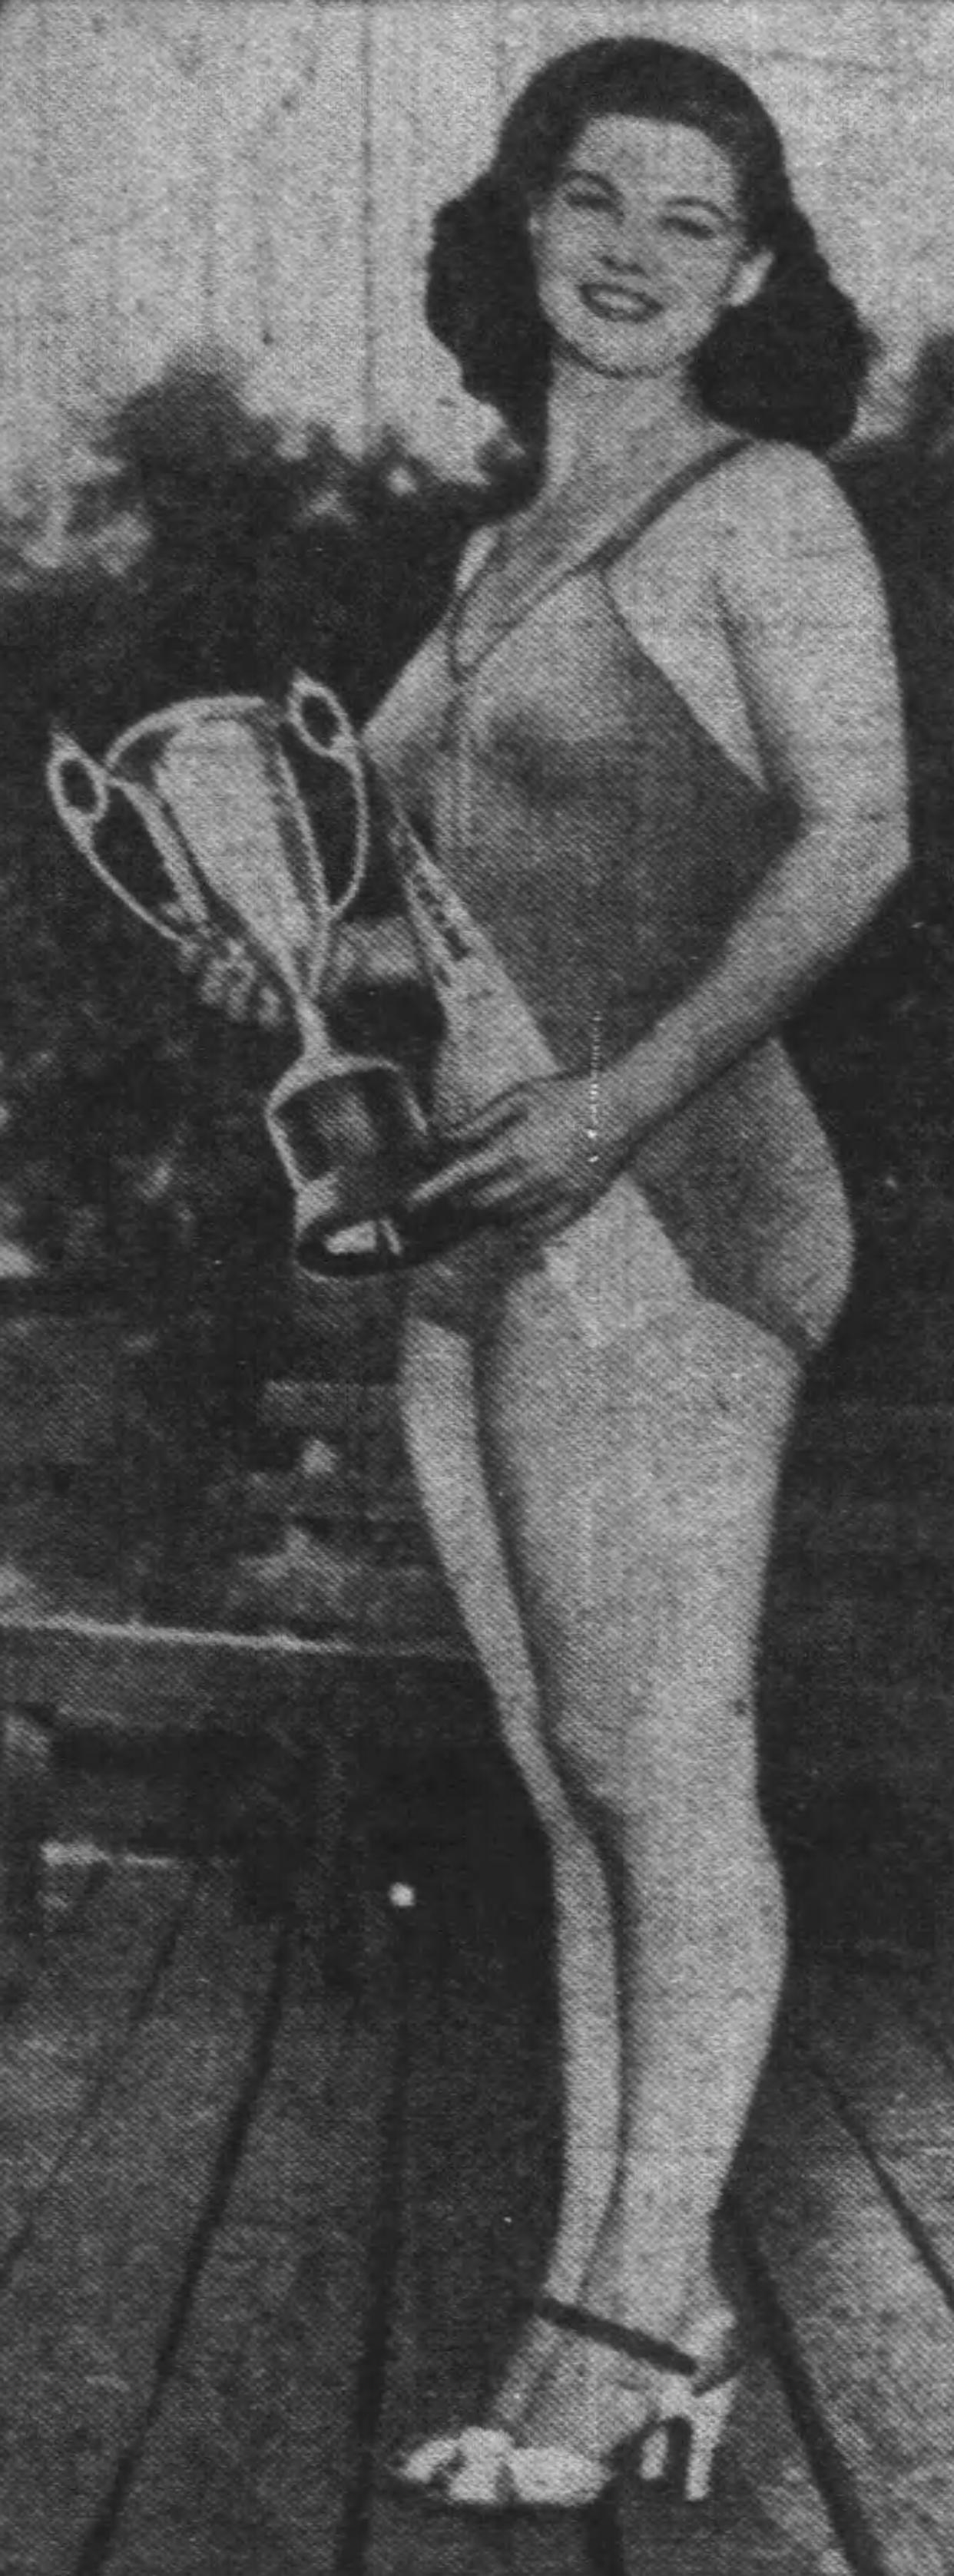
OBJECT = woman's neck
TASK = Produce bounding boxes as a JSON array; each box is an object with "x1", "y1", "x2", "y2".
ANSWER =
[{"x1": 542, "y1": 359, "x2": 709, "y2": 496}]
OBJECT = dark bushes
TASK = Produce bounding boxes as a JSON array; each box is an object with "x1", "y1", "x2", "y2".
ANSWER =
[
  {"x1": 2, "y1": 346, "x2": 954, "y2": 1419},
  {"x1": 0, "y1": 360, "x2": 482, "y2": 1301},
  {"x1": 0, "y1": 362, "x2": 481, "y2": 1538}
]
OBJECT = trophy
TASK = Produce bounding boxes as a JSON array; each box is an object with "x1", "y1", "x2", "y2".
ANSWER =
[
  {"x1": 47, "y1": 674, "x2": 691, "y2": 1341},
  {"x1": 47, "y1": 676, "x2": 455, "y2": 1274}
]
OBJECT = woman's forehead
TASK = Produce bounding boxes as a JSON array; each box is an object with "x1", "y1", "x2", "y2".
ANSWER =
[{"x1": 560, "y1": 115, "x2": 740, "y2": 207}]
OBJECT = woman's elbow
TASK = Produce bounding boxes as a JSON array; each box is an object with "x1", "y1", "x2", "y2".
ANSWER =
[
  {"x1": 826, "y1": 790, "x2": 910, "y2": 908},
  {"x1": 802, "y1": 797, "x2": 911, "y2": 953},
  {"x1": 866, "y1": 795, "x2": 912, "y2": 899}
]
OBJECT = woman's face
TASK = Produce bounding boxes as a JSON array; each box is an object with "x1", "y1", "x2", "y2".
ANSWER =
[{"x1": 529, "y1": 114, "x2": 770, "y2": 382}]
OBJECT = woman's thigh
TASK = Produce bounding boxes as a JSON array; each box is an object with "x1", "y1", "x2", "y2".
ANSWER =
[
  {"x1": 397, "y1": 1295, "x2": 569, "y2": 1824},
  {"x1": 476, "y1": 1265, "x2": 800, "y2": 1826}
]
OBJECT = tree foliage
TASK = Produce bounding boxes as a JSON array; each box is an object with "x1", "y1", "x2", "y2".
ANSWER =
[
  {"x1": 0, "y1": 347, "x2": 952, "y2": 1410},
  {"x1": 0, "y1": 364, "x2": 482, "y2": 1470}
]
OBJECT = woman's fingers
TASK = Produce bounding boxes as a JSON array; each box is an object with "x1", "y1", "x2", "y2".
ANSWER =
[
  {"x1": 220, "y1": 947, "x2": 269, "y2": 1023},
  {"x1": 408, "y1": 1132, "x2": 557, "y2": 1219},
  {"x1": 170, "y1": 925, "x2": 208, "y2": 977},
  {"x1": 170, "y1": 922, "x2": 287, "y2": 1030},
  {"x1": 440, "y1": 1090, "x2": 527, "y2": 1148},
  {"x1": 194, "y1": 944, "x2": 253, "y2": 1021},
  {"x1": 257, "y1": 980, "x2": 287, "y2": 1033},
  {"x1": 407, "y1": 1141, "x2": 505, "y2": 1212}
]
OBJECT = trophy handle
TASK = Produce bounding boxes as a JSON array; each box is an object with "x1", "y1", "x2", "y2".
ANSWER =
[
  {"x1": 46, "y1": 732, "x2": 197, "y2": 946},
  {"x1": 285, "y1": 673, "x2": 370, "y2": 921}
]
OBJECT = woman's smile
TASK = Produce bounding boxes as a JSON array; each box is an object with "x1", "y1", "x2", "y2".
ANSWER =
[
  {"x1": 580, "y1": 282, "x2": 664, "y2": 322},
  {"x1": 531, "y1": 116, "x2": 769, "y2": 383}
]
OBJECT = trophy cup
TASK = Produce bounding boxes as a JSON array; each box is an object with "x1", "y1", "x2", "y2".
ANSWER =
[
  {"x1": 47, "y1": 676, "x2": 452, "y2": 1274},
  {"x1": 48, "y1": 673, "x2": 691, "y2": 1341}
]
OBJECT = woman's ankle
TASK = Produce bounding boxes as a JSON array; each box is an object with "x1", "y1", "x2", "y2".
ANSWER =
[
  {"x1": 544, "y1": 2157, "x2": 617, "y2": 2295},
  {"x1": 579, "y1": 2203, "x2": 721, "y2": 2340}
]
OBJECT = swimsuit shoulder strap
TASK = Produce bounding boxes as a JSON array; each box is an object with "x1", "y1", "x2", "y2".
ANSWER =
[
  {"x1": 449, "y1": 435, "x2": 756, "y2": 682},
  {"x1": 590, "y1": 434, "x2": 754, "y2": 575}
]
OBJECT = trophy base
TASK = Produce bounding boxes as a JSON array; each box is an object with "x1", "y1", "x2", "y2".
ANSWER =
[
  {"x1": 293, "y1": 1183, "x2": 487, "y2": 1278},
  {"x1": 270, "y1": 1058, "x2": 484, "y2": 1277}
]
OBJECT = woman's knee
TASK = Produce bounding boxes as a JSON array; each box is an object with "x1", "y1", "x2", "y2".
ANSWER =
[
  {"x1": 554, "y1": 1710, "x2": 784, "y2": 1918},
  {"x1": 398, "y1": 1309, "x2": 576, "y2": 1830}
]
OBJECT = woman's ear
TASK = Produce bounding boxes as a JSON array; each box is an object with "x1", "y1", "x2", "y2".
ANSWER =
[{"x1": 727, "y1": 246, "x2": 774, "y2": 310}]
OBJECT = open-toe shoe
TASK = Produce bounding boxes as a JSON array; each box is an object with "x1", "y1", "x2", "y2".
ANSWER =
[
  {"x1": 385, "y1": 2417, "x2": 612, "y2": 2516},
  {"x1": 384, "y1": 2300, "x2": 741, "y2": 2518},
  {"x1": 526, "y1": 2295, "x2": 744, "y2": 2507}
]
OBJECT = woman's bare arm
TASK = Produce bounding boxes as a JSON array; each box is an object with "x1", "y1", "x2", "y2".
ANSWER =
[{"x1": 598, "y1": 445, "x2": 910, "y2": 1154}]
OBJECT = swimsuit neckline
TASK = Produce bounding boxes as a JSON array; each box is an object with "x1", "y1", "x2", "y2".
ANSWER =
[{"x1": 449, "y1": 433, "x2": 752, "y2": 683}]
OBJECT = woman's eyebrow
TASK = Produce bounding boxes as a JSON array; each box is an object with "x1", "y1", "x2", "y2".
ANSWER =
[
  {"x1": 663, "y1": 193, "x2": 733, "y2": 221},
  {"x1": 562, "y1": 163, "x2": 614, "y2": 187},
  {"x1": 561, "y1": 168, "x2": 733, "y2": 223}
]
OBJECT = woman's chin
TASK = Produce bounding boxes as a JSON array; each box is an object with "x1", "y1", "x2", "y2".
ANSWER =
[{"x1": 552, "y1": 331, "x2": 687, "y2": 389}]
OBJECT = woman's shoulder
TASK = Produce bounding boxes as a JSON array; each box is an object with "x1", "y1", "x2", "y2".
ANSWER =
[
  {"x1": 714, "y1": 438, "x2": 873, "y2": 565},
  {"x1": 720, "y1": 435, "x2": 843, "y2": 499},
  {"x1": 611, "y1": 438, "x2": 873, "y2": 629},
  {"x1": 614, "y1": 438, "x2": 866, "y2": 585},
  {"x1": 709, "y1": 437, "x2": 884, "y2": 620}
]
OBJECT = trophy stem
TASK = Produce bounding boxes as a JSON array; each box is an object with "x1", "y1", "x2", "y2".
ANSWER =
[{"x1": 265, "y1": 1038, "x2": 433, "y2": 1258}]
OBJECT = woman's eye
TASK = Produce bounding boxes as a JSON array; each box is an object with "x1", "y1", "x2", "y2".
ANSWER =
[
  {"x1": 563, "y1": 187, "x2": 611, "y2": 213},
  {"x1": 663, "y1": 216, "x2": 718, "y2": 240}
]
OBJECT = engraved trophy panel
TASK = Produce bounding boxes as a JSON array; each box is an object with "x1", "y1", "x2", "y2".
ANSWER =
[{"x1": 46, "y1": 676, "x2": 452, "y2": 1274}]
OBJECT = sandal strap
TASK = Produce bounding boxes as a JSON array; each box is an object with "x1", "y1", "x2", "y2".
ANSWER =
[{"x1": 532, "y1": 2295, "x2": 697, "y2": 2380}]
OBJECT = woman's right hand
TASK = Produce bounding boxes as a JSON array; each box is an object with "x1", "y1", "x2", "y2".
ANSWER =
[
  {"x1": 173, "y1": 921, "x2": 288, "y2": 1031},
  {"x1": 172, "y1": 911, "x2": 424, "y2": 1029}
]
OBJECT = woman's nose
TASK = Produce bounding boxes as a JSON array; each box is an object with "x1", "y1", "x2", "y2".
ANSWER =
[{"x1": 601, "y1": 217, "x2": 655, "y2": 273}]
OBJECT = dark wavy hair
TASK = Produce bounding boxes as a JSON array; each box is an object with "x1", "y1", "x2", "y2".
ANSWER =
[{"x1": 426, "y1": 38, "x2": 869, "y2": 458}]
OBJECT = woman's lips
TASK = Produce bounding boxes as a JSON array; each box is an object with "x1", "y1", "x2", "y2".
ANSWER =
[{"x1": 581, "y1": 283, "x2": 663, "y2": 321}]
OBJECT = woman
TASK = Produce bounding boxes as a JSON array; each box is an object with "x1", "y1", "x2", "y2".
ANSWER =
[
  {"x1": 214, "y1": 33, "x2": 908, "y2": 2514},
  {"x1": 350, "y1": 35, "x2": 910, "y2": 2515}
]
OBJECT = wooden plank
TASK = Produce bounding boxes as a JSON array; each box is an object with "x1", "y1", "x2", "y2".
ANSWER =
[
  {"x1": 0, "y1": 1859, "x2": 192, "y2": 2274},
  {"x1": 0, "y1": 1615, "x2": 475, "y2": 1713},
  {"x1": 104, "y1": 1911, "x2": 407, "y2": 2574},
  {"x1": 651, "y1": 2335, "x2": 853, "y2": 2576},
  {"x1": 0, "y1": 1701, "x2": 54, "y2": 1992},
  {"x1": 800, "y1": 1967, "x2": 954, "y2": 2305},
  {"x1": 366, "y1": 1755, "x2": 840, "y2": 2576},
  {"x1": 0, "y1": 1872, "x2": 281, "y2": 2576},
  {"x1": 734, "y1": 2044, "x2": 954, "y2": 2576},
  {"x1": 905, "y1": 1959, "x2": 954, "y2": 2062},
  {"x1": 367, "y1": 1758, "x2": 578, "y2": 2576}
]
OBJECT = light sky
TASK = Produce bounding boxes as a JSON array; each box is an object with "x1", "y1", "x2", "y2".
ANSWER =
[{"x1": 0, "y1": 0, "x2": 951, "y2": 534}]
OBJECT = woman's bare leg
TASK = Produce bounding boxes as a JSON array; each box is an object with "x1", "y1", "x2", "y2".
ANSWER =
[
  {"x1": 477, "y1": 1271, "x2": 797, "y2": 2449},
  {"x1": 398, "y1": 1301, "x2": 621, "y2": 2398}
]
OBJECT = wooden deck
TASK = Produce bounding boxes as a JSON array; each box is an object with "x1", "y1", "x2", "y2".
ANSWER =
[
  {"x1": 1, "y1": 1777, "x2": 952, "y2": 2576},
  {"x1": 1, "y1": 1316, "x2": 952, "y2": 2571}
]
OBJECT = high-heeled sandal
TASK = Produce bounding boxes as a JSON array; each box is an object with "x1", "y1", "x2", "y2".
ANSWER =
[
  {"x1": 532, "y1": 2297, "x2": 742, "y2": 2505},
  {"x1": 385, "y1": 2297, "x2": 741, "y2": 2516}
]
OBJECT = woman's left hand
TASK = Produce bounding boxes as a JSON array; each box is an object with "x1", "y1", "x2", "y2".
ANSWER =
[{"x1": 406, "y1": 1074, "x2": 624, "y2": 1243}]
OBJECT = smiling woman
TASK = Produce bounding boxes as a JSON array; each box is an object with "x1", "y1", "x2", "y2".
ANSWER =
[
  {"x1": 425, "y1": 41, "x2": 867, "y2": 465},
  {"x1": 528, "y1": 119, "x2": 770, "y2": 387},
  {"x1": 346, "y1": 32, "x2": 913, "y2": 2521},
  {"x1": 0, "y1": 0, "x2": 950, "y2": 519}
]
